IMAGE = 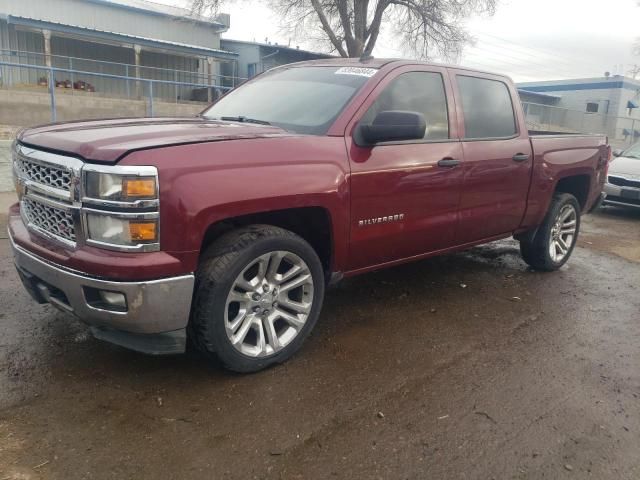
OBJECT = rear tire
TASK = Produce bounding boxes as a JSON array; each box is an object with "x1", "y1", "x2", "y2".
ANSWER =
[
  {"x1": 519, "y1": 193, "x2": 581, "y2": 271},
  {"x1": 189, "y1": 225, "x2": 325, "y2": 373}
]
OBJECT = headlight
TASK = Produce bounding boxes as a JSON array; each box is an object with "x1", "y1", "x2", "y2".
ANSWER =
[
  {"x1": 85, "y1": 171, "x2": 157, "y2": 201},
  {"x1": 86, "y1": 211, "x2": 159, "y2": 248},
  {"x1": 82, "y1": 166, "x2": 160, "y2": 252}
]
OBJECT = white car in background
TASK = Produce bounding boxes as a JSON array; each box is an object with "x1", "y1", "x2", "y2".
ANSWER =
[{"x1": 603, "y1": 144, "x2": 640, "y2": 209}]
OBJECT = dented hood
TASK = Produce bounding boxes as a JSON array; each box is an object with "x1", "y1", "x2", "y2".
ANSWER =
[{"x1": 18, "y1": 117, "x2": 293, "y2": 163}]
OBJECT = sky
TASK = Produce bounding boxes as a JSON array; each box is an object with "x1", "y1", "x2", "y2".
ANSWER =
[{"x1": 154, "y1": 0, "x2": 640, "y2": 82}]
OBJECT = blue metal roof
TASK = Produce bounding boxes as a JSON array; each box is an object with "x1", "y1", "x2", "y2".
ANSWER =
[
  {"x1": 6, "y1": 15, "x2": 238, "y2": 60},
  {"x1": 517, "y1": 78, "x2": 640, "y2": 93}
]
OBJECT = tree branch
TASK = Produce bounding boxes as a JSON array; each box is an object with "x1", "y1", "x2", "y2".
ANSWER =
[{"x1": 310, "y1": 0, "x2": 349, "y2": 56}]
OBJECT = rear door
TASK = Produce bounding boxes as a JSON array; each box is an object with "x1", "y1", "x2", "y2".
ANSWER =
[
  {"x1": 345, "y1": 65, "x2": 464, "y2": 271},
  {"x1": 449, "y1": 71, "x2": 533, "y2": 243}
]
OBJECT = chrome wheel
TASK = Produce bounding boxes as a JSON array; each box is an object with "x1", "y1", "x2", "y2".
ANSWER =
[
  {"x1": 549, "y1": 204, "x2": 577, "y2": 263},
  {"x1": 224, "y1": 250, "x2": 314, "y2": 357}
]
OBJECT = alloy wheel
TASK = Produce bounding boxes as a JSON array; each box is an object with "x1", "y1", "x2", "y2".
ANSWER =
[
  {"x1": 224, "y1": 250, "x2": 314, "y2": 357},
  {"x1": 549, "y1": 204, "x2": 577, "y2": 263}
]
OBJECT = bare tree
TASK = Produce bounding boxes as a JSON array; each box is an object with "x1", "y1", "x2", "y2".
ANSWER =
[{"x1": 190, "y1": 0, "x2": 496, "y2": 60}]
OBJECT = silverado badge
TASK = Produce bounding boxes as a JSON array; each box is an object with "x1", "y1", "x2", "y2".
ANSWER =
[{"x1": 358, "y1": 214, "x2": 405, "y2": 227}]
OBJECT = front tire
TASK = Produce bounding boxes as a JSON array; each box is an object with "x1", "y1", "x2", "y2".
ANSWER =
[
  {"x1": 519, "y1": 193, "x2": 581, "y2": 271},
  {"x1": 189, "y1": 225, "x2": 325, "y2": 373}
]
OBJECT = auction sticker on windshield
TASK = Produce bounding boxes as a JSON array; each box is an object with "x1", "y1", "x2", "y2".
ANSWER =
[{"x1": 335, "y1": 67, "x2": 377, "y2": 77}]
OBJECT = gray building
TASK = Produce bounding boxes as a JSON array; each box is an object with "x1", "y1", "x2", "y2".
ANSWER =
[
  {"x1": 0, "y1": 0, "x2": 237, "y2": 100},
  {"x1": 517, "y1": 76, "x2": 640, "y2": 141},
  {"x1": 220, "y1": 39, "x2": 332, "y2": 85}
]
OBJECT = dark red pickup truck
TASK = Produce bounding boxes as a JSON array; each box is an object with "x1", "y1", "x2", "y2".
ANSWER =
[{"x1": 9, "y1": 59, "x2": 609, "y2": 372}]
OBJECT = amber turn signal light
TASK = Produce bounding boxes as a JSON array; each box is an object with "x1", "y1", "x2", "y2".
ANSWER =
[
  {"x1": 123, "y1": 178, "x2": 156, "y2": 198},
  {"x1": 129, "y1": 221, "x2": 157, "y2": 242}
]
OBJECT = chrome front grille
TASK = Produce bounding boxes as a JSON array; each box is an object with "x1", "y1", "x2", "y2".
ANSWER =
[
  {"x1": 13, "y1": 144, "x2": 83, "y2": 248},
  {"x1": 608, "y1": 175, "x2": 640, "y2": 189},
  {"x1": 21, "y1": 197, "x2": 76, "y2": 243},
  {"x1": 15, "y1": 155, "x2": 72, "y2": 192}
]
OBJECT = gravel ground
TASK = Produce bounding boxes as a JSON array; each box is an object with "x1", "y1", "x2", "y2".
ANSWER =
[{"x1": 0, "y1": 207, "x2": 639, "y2": 480}]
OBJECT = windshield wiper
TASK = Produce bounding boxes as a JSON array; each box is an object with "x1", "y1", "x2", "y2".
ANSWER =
[{"x1": 220, "y1": 116, "x2": 271, "y2": 126}]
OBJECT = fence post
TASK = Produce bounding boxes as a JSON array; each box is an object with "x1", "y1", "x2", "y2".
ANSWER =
[
  {"x1": 48, "y1": 67, "x2": 57, "y2": 122},
  {"x1": 148, "y1": 80, "x2": 154, "y2": 117},
  {"x1": 69, "y1": 57, "x2": 74, "y2": 96},
  {"x1": 174, "y1": 70, "x2": 178, "y2": 103},
  {"x1": 125, "y1": 64, "x2": 130, "y2": 99}
]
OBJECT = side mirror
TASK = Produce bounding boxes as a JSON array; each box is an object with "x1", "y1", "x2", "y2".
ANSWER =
[
  {"x1": 612, "y1": 149, "x2": 624, "y2": 157},
  {"x1": 357, "y1": 111, "x2": 426, "y2": 145}
]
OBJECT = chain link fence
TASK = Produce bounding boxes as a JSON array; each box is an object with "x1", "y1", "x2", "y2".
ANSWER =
[{"x1": 522, "y1": 102, "x2": 640, "y2": 149}]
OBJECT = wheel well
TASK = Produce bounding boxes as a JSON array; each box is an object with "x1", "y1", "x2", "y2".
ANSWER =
[
  {"x1": 554, "y1": 175, "x2": 590, "y2": 211},
  {"x1": 201, "y1": 207, "x2": 333, "y2": 274}
]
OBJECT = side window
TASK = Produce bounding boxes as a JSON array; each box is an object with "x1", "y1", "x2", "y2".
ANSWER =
[
  {"x1": 361, "y1": 72, "x2": 449, "y2": 140},
  {"x1": 457, "y1": 76, "x2": 517, "y2": 139}
]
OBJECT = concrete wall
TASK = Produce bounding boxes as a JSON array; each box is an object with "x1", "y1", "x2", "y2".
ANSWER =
[{"x1": 0, "y1": 88, "x2": 206, "y2": 126}]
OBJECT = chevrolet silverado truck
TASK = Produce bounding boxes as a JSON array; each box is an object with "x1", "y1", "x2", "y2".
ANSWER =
[{"x1": 9, "y1": 59, "x2": 609, "y2": 372}]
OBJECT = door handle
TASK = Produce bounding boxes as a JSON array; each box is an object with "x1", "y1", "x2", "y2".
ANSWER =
[
  {"x1": 437, "y1": 158, "x2": 461, "y2": 167},
  {"x1": 512, "y1": 153, "x2": 530, "y2": 162}
]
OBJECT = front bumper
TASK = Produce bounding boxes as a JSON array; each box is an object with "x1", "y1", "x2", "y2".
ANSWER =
[
  {"x1": 603, "y1": 183, "x2": 640, "y2": 209},
  {"x1": 10, "y1": 232, "x2": 195, "y2": 355}
]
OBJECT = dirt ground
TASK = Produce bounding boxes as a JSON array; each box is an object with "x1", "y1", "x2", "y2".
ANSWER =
[{"x1": 0, "y1": 205, "x2": 639, "y2": 480}]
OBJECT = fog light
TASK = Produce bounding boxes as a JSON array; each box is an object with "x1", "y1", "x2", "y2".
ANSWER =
[
  {"x1": 84, "y1": 287, "x2": 128, "y2": 312},
  {"x1": 98, "y1": 290, "x2": 127, "y2": 309}
]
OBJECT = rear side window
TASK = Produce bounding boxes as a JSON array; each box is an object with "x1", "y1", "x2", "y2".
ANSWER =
[
  {"x1": 457, "y1": 76, "x2": 517, "y2": 139},
  {"x1": 361, "y1": 72, "x2": 449, "y2": 140}
]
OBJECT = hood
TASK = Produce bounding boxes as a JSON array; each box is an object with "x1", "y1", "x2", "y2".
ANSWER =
[
  {"x1": 610, "y1": 156, "x2": 640, "y2": 178},
  {"x1": 18, "y1": 117, "x2": 293, "y2": 163}
]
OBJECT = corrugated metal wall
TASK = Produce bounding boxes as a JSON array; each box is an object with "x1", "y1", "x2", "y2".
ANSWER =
[
  {"x1": 0, "y1": 21, "x2": 46, "y2": 85},
  {"x1": 0, "y1": 20, "x2": 212, "y2": 101}
]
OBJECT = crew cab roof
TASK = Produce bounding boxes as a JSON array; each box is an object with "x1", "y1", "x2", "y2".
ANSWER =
[{"x1": 278, "y1": 57, "x2": 511, "y2": 82}]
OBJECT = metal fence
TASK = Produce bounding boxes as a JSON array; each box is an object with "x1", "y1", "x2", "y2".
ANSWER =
[
  {"x1": 0, "y1": 49, "x2": 244, "y2": 94},
  {"x1": 522, "y1": 102, "x2": 640, "y2": 148},
  {"x1": 0, "y1": 60, "x2": 233, "y2": 122}
]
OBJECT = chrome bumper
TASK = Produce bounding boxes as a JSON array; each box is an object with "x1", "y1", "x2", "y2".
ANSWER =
[
  {"x1": 603, "y1": 183, "x2": 640, "y2": 209},
  {"x1": 10, "y1": 233, "x2": 195, "y2": 354}
]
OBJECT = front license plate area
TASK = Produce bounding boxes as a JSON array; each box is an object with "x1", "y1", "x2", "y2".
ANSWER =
[{"x1": 621, "y1": 189, "x2": 640, "y2": 200}]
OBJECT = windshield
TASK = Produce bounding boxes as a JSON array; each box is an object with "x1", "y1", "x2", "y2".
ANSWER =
[
  {"x1": 203, "y1": 66, "x2": 376, "y2": 135},
  {"x1": 622, "y1": 142, "x2": 640, "y2": 159}
]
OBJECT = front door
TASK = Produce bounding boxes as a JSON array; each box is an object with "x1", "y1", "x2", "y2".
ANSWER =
[{"x1": 346, "y1": 66, "x2": 464, "y2": 271}]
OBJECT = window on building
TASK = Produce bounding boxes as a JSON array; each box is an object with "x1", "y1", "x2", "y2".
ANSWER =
[
  {"x1": 247, "y1": 63, "x2": 258, "y2": 78},
  {"x1": 360, "y1": 72, "x2": 449, "y2": 140},
  {"x1": 586, "y1": 102, "x2": 599, "y2": 113},
  {"x1": 457, "y1": 75, "x2": 517, "y2": 139}
]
